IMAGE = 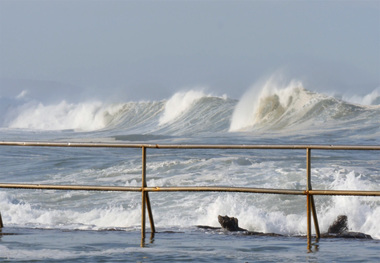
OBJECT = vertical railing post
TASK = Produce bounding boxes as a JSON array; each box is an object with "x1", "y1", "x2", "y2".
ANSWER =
[
  {"x1": 0, "y1": 212, "x2": 3, "y2": 228},
  {"x1": 310, "y1": 196, "x2": 320, "y2": 240},
  {"x1": 306, "y1": 148, "x2": 312, "y2": 250},
  {"x1": 146, "y1": 193, "x2": 156, "y2": 234},
  {"x1": 141, "y1": 146, "x2": 156, "y2": 247},
  {"x1": 306, "y1": 148, "x2": 321, "y2": 250},
  {"x1": 141, "y1": 146, "x2": 147, "y2": 244},
  {"x1": 308, "y1": 148, "x2": 321, "y2": 239}
]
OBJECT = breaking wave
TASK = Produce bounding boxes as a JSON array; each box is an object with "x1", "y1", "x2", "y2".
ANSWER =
[
  {"x1": 159, "y1": 90, "x2": 208, "y2": 125},
  {"x1": 229, "y1": 77, "x2": 379, "y2": 132},
  {"x1": 1, "y1": 79, "x2": 379, "y2": 136},
  {"x1": 5, "y1": 100, "x2": 125, "y2": 131},
  {"x1": 1, "y1": 158, "x2": 379, "y2": 238}
]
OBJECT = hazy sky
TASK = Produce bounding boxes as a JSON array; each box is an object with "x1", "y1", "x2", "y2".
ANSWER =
[{"x1": 1, "y1": 0, "x2": 379, "y2": 101}]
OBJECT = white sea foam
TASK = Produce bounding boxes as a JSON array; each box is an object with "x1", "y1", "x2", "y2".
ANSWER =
[
  {"x1": 319, "y1": 170, "x2": 380, "y2": 239},
  {"x1": 1, "y1": 76, "x2": 379, "y2": 262},
  {"x1": 1, "y1": 81, "x2": 378, "y2": 135},
  {"x1": 7, "y1": 101, "x2": 125, "y2": 131},
  {"x1": 1, "y1": 153, "x2": 378, "y2": 238}
]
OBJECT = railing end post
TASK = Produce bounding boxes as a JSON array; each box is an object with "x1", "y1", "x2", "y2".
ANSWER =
[{"x1": 0, "y1": 212, "x2": 3, "y2": 228}]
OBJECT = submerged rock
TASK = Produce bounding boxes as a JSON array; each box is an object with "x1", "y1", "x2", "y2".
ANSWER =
[
  {"x1": 322, "y1": 214, "x2": 372, "y2": 239},
  {"x1": 197, "y1": 214, "x2": 372, "y2": 239},
  {"x1": 217, "y1": 215, "x2": 283, "y2": 236},
  {"x1": 197, "y1": 215, "x2": 282, "y2": 236}
]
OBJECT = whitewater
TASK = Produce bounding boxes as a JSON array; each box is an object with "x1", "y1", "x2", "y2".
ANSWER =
[{"x1": 0, "y1": 77, "x2": 379, "y2": 262}]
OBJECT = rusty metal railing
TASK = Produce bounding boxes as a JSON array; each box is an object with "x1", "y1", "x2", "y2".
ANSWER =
[{"x1": 0, "y1": 142, "x2": 379, "y2": 250}]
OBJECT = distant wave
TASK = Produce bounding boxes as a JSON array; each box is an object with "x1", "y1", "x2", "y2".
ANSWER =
[
  {"x1": 154, "y1": 94, "x2": 233, "y2": 135},
  {"x1": 6, "y1": 100, "x2": 126, "y2": 131},
  {"x1": 111, "y1": 91, "x2": 233, "y2": 136},
  {"x1": 1, "y1": 79, "x2": 379, "y2": 135},
  {"x1": 2, "y1": 90, "x2": 232, "y2": 134}
]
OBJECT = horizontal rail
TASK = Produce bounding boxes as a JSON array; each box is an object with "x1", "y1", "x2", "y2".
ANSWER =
[
  {"x1": 146, "y1": 186, "x2": 304, "y2": 195},
  {"x1": 309, "y1": 190, "x2": 380, "y2": 196},
  {"x1": 1, "y1": 142, "x2": 379, "y2": 250},
  {"x1": 146, "y1": 187, "x2": 380, "y2": 196},
  {"x1": 1, "y1": 183, "x2": 379, "y2": 196},
  {"x1": 0, "y1": 183, "x2": 141, "y2": 192},
  {"x1": 1, "y1": 141, "x2": 380, "y2": 150}
]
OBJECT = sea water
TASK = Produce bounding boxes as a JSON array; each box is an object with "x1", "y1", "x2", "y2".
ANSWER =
[
  {"x1": 1, "y1": 227, "x2": 380, "y2": 262},
  {"x1": 0, "y1": 77, "x2": 379, "y2": 261}
]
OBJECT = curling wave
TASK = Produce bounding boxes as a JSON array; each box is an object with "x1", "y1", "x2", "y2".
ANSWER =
[
  {"x1": 229, "y1": 77, "x2": 379, "y2": 132},
  {"x1": 1, "y1": 81, "x2": 379, "y2": 136}
]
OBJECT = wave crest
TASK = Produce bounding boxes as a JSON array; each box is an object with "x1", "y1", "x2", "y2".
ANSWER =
[
  {"x1": 159, "y1": 90, "x2": 208, "y2": 125},
  {"x1": 7, "y1": 101, "x2": 125, "y2": 131},
  {"x1": 229, "y1": 77, "x2": 309, "y2": 131},
  {"x1": 2, "y1": 79, "x2": 378, "y2": 135},
  {"x1": 229, "y1": 76, "x2": 377, "y2": 132}
]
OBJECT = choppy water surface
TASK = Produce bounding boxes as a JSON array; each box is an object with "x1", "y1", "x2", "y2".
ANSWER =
[
  {"x1": 0, "y1": 78, "x2": 379, "y2": 261},
  {"x1": 1, "y1": 227, "x2": 380, "y2": 262}
]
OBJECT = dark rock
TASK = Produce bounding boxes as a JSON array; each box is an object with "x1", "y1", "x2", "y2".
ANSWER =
[
  {"x1": 217, "y1": 215, "x2": 283, "y2": 236},
  {"x1": 197, "y1": 214, "x2": 372, "y2": 240},
  {"x1": 196, "y1": 225, "x2": 221, "y2": 230},
  {"x1": 337, "y1": 231, "x2": 372, "y2": 239},
  {"x1": 328, "y1": 215, "x2": 348, "y2": 234},
  {"x1": 218, "y1": 215, "x2": 247, "y2": 231},
  {"x1": 325, "y1": 215, "x2": 372, "y2": 239}
]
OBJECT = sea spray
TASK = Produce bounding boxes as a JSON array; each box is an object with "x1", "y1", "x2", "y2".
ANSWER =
[
  {"x1": 320, "y1": 170, "x2": 380, "y2": 239},
  {"x1": 228, "y1": 76, "x2": 379, "y2": 132},
  {"x1": 343, "y1": 88, "x2": 380, "y2": 106},
  {"x1": 229, "y1": 76, "x2": 313, "y2": 131}
]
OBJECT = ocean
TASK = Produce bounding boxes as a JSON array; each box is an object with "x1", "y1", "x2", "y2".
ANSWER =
[{"x1": 0, "y1": 78, "x2": 379, "y2": 262}]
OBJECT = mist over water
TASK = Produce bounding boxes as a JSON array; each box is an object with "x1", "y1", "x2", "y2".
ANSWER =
[{"x1": 343, "y1": 88, "x2": 380, "y2": 106}]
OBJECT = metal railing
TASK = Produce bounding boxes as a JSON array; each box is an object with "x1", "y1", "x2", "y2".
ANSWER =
[{"x1": 0, "y1": 141, "x2": 379, "y2": 250}]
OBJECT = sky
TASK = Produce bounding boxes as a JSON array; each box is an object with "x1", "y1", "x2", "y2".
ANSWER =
[{"x1": 0, "y1": 0, "x2": 379, "y2": 102}]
